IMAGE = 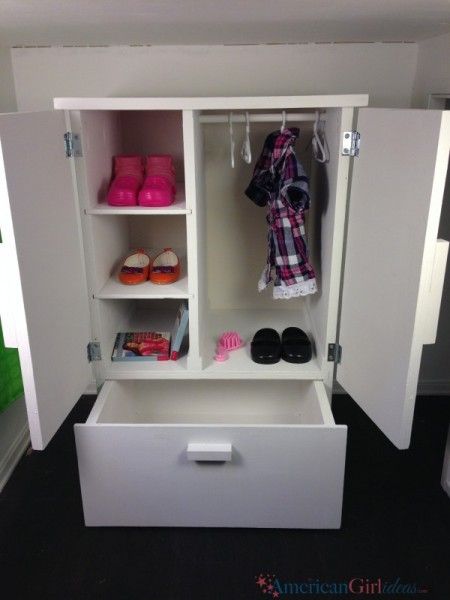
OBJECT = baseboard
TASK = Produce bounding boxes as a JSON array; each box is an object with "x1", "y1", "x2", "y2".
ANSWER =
[
  {"x1": 0, "y1": 423, "x2": 30, "y2": 493},
  {"x1": 442, "y1": 425, "x2": 450, "y2": 498},
  {"x1": 417, "y1": 379, "x2": 450, "y2": 396},
  {"x1": 334, "y1": 380, "x2": 450, "y2": 397},
  {"x1": 84, "y1": 381, "x2": 98, "y2": 395},
  {"x1": 332, "y1": 382, "x2": 346, "y2": 395}
]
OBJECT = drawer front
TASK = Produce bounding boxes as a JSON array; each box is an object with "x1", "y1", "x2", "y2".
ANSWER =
[{"x1": 75, "y1": 420, "x2": 347, "y2": 529}]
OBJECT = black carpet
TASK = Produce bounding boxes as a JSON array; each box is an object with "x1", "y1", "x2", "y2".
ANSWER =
[{"x1": 0, "y1": 394, "x2": 449, "y2": 599}]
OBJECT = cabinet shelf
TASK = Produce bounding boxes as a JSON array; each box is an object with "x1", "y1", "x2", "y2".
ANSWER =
[
  {"x1": 203, "y1": 347, "x2": 322, "y2": 379},
  {"x1": 86, "y1": 188, "x2": 189, "y2": 215},
  {"x1": 105, "y1": 355, "x2": 188, "y2": 379},
  {"x1": 202, "y1": 308, "x2": 323, "y2": 379},
  {"x1": 95, "y1": 273, "x2": 190, "y2": 299},
  {"x1": 105, "y1": 355, "x2": 321, "y2": 380}
]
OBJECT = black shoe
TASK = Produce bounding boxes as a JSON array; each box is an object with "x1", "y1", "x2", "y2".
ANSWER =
[
  {"x1": 250, "y1": 328, "x2": 281, "y2": 364},
  {"x1": 281, "y1": 327, "x2": 312, "y2": 363}
]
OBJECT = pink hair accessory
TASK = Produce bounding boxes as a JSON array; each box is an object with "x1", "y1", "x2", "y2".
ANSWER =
[{"x1": 214, "y1": 331, "x2": 245, "y2": 362}]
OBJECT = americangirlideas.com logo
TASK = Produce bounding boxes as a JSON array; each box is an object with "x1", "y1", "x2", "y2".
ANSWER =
[{"x1": 255, "y1": 574, "x2": 429, "y2": 596}]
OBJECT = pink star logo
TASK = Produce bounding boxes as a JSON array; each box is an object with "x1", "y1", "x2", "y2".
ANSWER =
[
  {"x1": 255, "y1": 573, "x2": 277, "y2": 596},
  {"x1": 256, "y1": 576, "x2": 267, "y2": 588}
]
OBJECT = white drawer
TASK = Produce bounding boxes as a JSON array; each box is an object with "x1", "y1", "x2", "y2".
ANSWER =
[{"x1": 75, "y1": 380, "x2": 347, "y2": 528}]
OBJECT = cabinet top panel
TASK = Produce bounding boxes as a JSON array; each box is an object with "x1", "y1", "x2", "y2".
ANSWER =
[{"x1": 54, "y1": 95, "x2": 369, "y2": 111}]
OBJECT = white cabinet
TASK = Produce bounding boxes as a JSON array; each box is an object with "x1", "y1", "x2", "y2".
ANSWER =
[{"x1": 0, "y1": 95, "x2": 448, "y2": 528}]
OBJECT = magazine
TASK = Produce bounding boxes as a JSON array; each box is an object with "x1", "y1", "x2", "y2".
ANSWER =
[
  {"x1": 171, "y1": 302, "x2": 189, "y2": 360},
  {"x1": 111, "y1": 331, "x2": 171, "y2": 361}
]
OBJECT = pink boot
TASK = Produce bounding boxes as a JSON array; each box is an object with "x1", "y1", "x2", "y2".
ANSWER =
[
  {"x1": 138, "y1": 155, "x2": 176, "y2": 207},
  {"x1": 107, "y1": 155, "x2": 144, "y2": 206}
]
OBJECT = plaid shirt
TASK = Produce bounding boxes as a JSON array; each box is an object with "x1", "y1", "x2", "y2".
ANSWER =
[{"x1": 245, "y1": 127, "x2": 317, "y2": 299}]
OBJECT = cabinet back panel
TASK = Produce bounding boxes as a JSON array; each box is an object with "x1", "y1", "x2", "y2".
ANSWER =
[
  {"x1": 129, "y1": 215, "x2": 187, "y2": 251},
  {"x1": 203, "y1": 120, "x2": 315, "y2": 311},
  {"x1": 120, "y1": 111, "x2": 185, "y2": 181}
]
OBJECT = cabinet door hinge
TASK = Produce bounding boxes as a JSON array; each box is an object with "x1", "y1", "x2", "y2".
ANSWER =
[
  {"x1": 342, "y1": 131, "x2": 360, "y2": 157},
  {"x1": 64, "y1": 132, "x2": 82, "y2": 158},
  {"x1": 328, "y1": 343, "x2": 342, "y2": 364},
  {"x1": 87, "y1": 342, "x2": 101, "y2": 362}
]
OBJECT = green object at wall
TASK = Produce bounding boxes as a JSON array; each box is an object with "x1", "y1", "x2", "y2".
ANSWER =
[{"x1": 0, "y1": 323, "x2": 24, "y2": 413}]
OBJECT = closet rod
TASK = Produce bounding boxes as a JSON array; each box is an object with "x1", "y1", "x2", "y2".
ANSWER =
[{"x1": 199, "y1": 113, "x2": 326, "y2": 124}]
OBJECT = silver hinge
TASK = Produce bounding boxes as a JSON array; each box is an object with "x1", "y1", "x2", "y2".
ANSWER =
[
  {"x1": 87, "y1": 342, "x2": 101, "y2": 362},
  {"x1": 64, "y1": 132, "x2": 82, "y2": 158},
  {"x1": 328, "y1": 343, "x2": 342, "y2": 364},
  {"x1": 342, "y1": 131, "x2": 360, "y2": 157}
]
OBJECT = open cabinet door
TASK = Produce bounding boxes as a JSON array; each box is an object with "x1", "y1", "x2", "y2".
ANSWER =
[
  {"x1": 337, "y1": 109, "x2": 450, "y2": 449},
  {"x1": 0, "y1": 111, "x2": 91, "y2": 450}
]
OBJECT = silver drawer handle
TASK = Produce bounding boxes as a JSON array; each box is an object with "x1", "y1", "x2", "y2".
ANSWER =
[{"x1": 186, "y1": 443, "x2": 232, "y2": 462}]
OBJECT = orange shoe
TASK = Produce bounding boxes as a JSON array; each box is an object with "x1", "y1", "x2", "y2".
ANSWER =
[
  {"x1": 119, "y1": 250, "x2": 150, "y2": 285},
  {"x1": 149, "y1": 248, "x2": 180, "y2": 285}
]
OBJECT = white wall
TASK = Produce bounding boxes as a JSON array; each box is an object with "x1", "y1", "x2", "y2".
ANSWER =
[
  {"x1": 412, "y1": 33, "x2": 450, "y2": 392},
  {"x1": 11, "y1": 43, "x2": 418, "y2": 111},
  {"x1": 412, "y1": 33, "x2": 450, "y2": 108},
  {"x1": 0, "y1": 47, "x2": 17, "y2": 112},
  {"x1": 0, "y1": 398, "x2": 29, "y2": 491}
]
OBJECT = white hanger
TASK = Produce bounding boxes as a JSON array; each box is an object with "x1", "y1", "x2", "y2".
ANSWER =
[
  {"x1": 312, "y1": 110, "x2": 328, "y2": 163},
  {"x1": 281, "y1": 110, "x2": 287, "y2": 132},
  {"x1": 229, "y1": 112, "x2": 235, "y2": 168},
  {"x1": 240, "y1": 111, "x2": 252, "y2": 164}
]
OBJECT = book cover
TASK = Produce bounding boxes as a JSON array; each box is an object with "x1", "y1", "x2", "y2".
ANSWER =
[
  {"x1": 171, "y1": 302, "x2": 189, "y2": 360},
  {"x1": 111, "y1": 331, "x2": 171, "y2": 361}
]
